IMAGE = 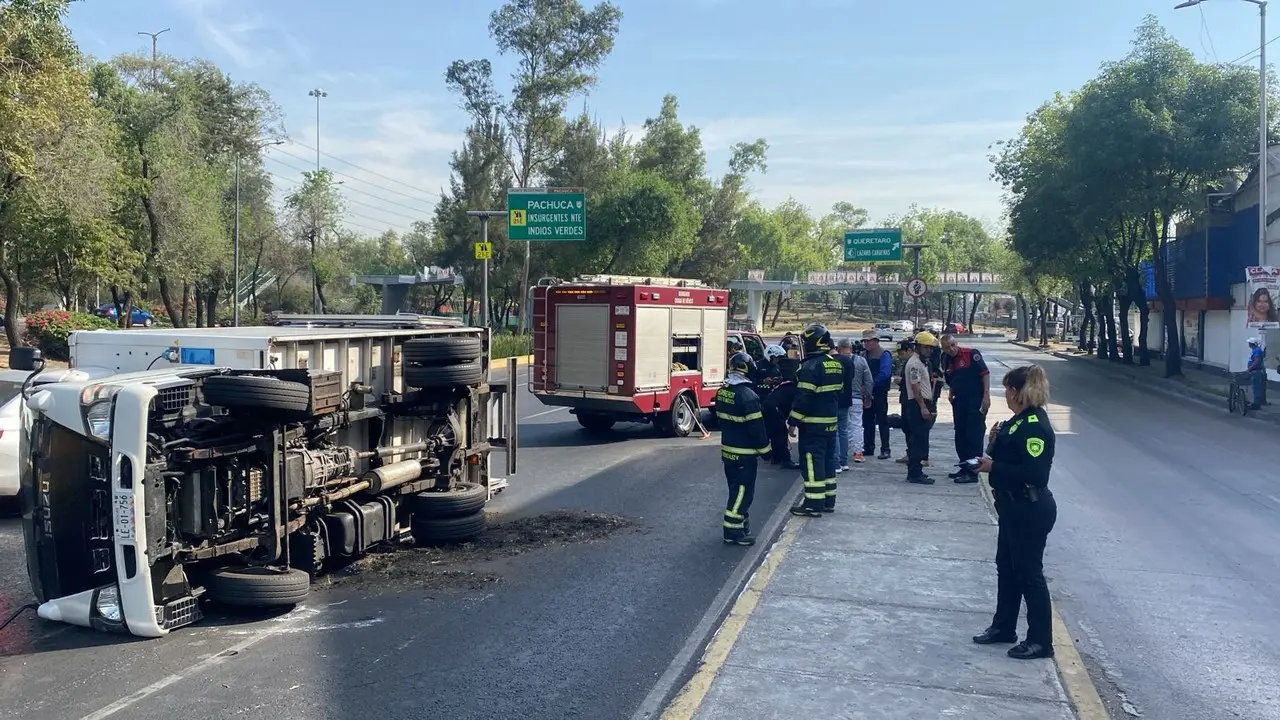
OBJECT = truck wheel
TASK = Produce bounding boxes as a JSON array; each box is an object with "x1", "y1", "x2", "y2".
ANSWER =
[
  {"x1": 576, "y1": 413, "x2": 616, "y2": 433},
  {"x1": 203, "y1": 375, "x2": 311, "y2": 412},
  {"x1": 206, "y1": 566, "x2": 311, "y2": 607},
  {"x1": 410, "y1": 510, "x2": 487, "y2": 546},
  {"x1": 661, "y1": 394, "x2": 698, "y2": 438},
  {"x1": 403, "y1": 336, "x2": 483, "y2": 366},
  {"x1": 404, "y1": 360, "x2": 484, "y2": 389},
  {"x1": 408, "y1": 482, "x2": 487, "y2": 519}
]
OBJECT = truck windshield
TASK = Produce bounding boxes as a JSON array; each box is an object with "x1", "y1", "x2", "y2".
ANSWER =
[{"x1": 23, "y1": 413, "x2": 115, "y2": 604}]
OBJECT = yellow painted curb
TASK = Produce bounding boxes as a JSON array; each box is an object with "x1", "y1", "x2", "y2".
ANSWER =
[
  {"x1": 660, "y1": 519, "x2": 804, "y2": 720},
  {"x1": 977, "y1": 474, "x2": 1109, "y2": 720}
]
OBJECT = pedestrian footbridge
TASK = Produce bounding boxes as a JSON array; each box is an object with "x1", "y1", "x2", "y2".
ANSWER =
[{"x1": 727, "y1": 272, "x2": 1008, "y2": 332}]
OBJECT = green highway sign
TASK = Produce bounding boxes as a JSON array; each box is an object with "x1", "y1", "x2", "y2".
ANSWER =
[
  {"x1": 507, "y1": 188, "x2": 587, "y2": 242},
  {"x1": 844, "y1": 228, "x2": 903, "y2": 262}
]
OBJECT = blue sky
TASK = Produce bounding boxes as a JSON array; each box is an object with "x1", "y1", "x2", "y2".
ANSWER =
[{"x1": 65, "y1": 0, "x2": 1272, "y2": 236}]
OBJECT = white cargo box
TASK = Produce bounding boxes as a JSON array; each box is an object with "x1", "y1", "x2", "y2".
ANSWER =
[{"x1": 69, "y1": 318, "x2": 470, "y2": 397}]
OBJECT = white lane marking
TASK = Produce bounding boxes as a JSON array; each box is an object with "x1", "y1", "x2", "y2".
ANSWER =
[
  {"x1": 218, "y1": 617, "x2": 383, "y2": 636},
  {"x1": 523, "y1": 407, "x2": 566, "y2": 420},
  {"x1": 80, "y1": 607, "x2": 320, "y2": 720}
]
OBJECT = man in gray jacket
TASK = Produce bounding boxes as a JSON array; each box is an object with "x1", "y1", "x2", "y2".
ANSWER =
[{"x1": 836, "y1": 337, "x2": 875, "y2": 468}]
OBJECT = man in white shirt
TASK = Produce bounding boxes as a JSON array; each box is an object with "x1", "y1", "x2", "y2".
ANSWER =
[{"x1": 904, "y1": 331, "x2": 940, "y2": 484}]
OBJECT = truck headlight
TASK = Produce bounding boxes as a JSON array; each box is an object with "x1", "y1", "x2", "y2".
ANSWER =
[
  {"x1": 95, "y1": 585, "x2": 123, "y2": 622},
  {"x1": 79, "y1": 384, "x2": 120, "y2": 441}
]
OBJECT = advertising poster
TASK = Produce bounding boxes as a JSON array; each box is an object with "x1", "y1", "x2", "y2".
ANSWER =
[
  {"x1": 1246, "y1": 266, "x2": 1279, "y2": 329},
  {"x1": 1182, "y1": 311, "x2": 1201, "y2": 360}
]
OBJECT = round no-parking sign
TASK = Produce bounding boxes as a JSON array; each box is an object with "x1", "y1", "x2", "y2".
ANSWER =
[{"x1": 906, "y1": 277, "x2": 928, "y2": 298}]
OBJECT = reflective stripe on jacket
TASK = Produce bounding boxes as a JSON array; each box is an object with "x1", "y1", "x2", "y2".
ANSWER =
[{"x1": 716, "y1": 381, "x2": 770, "y2": 459}]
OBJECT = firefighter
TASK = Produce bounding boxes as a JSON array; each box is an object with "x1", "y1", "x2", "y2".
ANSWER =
[
  {"x1": 715, "y1": 351, "x2": 771, "y2": 546},
  {"x1": 788, "y1": 323, "x2": 845, "y2": 516},
  {"x1": 761, "y1": 344, "x2": 798, "y2": 468},
  {"x1": 940, "y1": 333, "x2": 991, "y2": 483}
]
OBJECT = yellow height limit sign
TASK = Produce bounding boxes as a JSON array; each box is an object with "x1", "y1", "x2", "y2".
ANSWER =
[{"x1": 474, "y1": 241, "x2": 493, "y2": 260}]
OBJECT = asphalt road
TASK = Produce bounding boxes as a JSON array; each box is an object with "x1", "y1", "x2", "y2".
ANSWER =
[
  {"x1": 977, "y1": 340, "x2": 1280, "y2": 720},
  {"x1": 0, "y1": 365, "x2": 797, "y2": 720}
]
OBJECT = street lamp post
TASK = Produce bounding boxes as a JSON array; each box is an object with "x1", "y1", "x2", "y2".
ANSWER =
[
  {"x1": 308, "y1": 88, "x2": 327, "y2": 313},
  {"x1": 234, "y1": 139, "x2": 284, "y2": 327}
]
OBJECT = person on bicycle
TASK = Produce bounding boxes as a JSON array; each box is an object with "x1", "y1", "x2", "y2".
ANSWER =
[{"x1": 1247, "y1": 337, "x2": 1266, "y2": 410}]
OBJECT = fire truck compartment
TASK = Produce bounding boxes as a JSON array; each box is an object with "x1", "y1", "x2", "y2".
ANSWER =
[{"x1": 554, "y1": 304, "x2": 611, "y2": 391}]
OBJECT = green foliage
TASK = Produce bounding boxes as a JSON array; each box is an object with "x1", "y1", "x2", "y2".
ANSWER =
[
  {"x1": 992, "y1": 15, "x2": 1270, "y2": 373},
  {"x1": 491, "y1": 332, "x2": 533, "y2": 359},
  {"x1": 22, "y1": 308, "x2": 114, "y2": 360}
]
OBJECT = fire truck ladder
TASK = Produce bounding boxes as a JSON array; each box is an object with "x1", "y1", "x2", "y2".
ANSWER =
[{"x1": 574, "y1": 274, "x2": 708, "y2": 288}]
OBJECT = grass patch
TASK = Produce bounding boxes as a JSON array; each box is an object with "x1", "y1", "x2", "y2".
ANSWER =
[{"x1": 492, "y1": 332, "x2": 532, "y2": 359}]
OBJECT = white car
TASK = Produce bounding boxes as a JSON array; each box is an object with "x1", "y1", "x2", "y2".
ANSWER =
[
  {"x1": 924, "y1": 321, "x2": 944, "y2": 334},
  {"x1": 890, "y1": 320, "x2": 915, "y2": 333},
  {"x1": 0, "y1": 370, "x2": 26, "y2": 498}
]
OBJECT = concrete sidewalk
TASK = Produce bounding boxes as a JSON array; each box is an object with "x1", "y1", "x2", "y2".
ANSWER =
[{"x1": 667, "y1": 408, "x2": 1079, "y2": 719}]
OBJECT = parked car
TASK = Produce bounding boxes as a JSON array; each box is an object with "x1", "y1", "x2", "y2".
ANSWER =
[
  {"x1": 890, "y1": 320, "x2": 915, "y2": 333},
  {"x1": 945, "y1": 321, "x2": 967, "y2": 334},
  {"x1": 924, "y1": 321, "x2": 944, "y2": 334},
  {"x1": 0, "y1": 370, "x2": 27, "y2": 499},
  {"x1": 94, "y1": 303, "x2": 155, "y2": 326}
]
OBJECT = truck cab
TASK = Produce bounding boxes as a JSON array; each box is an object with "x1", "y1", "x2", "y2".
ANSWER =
[{"x1": 13, "y1": 314, "x2": 517, "y2": 637}]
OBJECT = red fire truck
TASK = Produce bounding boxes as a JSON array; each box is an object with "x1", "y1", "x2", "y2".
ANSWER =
[{"x1": 531, "y1": 274, "x2": 748, "y2": 436}]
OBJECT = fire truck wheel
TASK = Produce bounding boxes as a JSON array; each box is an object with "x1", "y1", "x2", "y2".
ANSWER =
[
  {"x1": 576, "y1": 413, "x2": 616, "y2": 433},
  {"x1": 404, "y1": 360, "x2": 485, "y2": 389},
  {"x1": 206, "y1": 566, "x2": 311, "y2": 607},
  {"x1": 202, "y1": 375, "x2": 311, "y2": 413},
  {"x1": 408, "y1": 482, "x2": 488, "y2": 519},
  {"x1": 410, "y1": 510, "x2": 487, "y2": 546},
  {"x1": 660, "y1": 393, "x2": 698, "y2": 437},
  {"x1": 402, "y1": 336, "x2": 483, "y2": 366}
]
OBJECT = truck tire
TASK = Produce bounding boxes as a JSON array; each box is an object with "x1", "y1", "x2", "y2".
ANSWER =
[
  {"x1": 576, "y1": 413, "x2": 616, "y2": 433},
  {"x1": 403, "y1": 336, "x2": 483, "y2": 366},
  {"x1": 408, "y1": 482, "x2": 487, "y2": 519},
  {"x1": 660, "y1": 393, "x2": 698, "y2": 438},
  {"x1": 206, "y1": 566, "x2": 311, "y2": 607},
  {"x1": 410, "y1": 510, "x2": 487, "y2": 546},
  {"x1": 404, "y1": 360, "x2": 484, "y2": 389},
  {"x1": 203, "y1": 375, "x2": 310, "y2": 412}
]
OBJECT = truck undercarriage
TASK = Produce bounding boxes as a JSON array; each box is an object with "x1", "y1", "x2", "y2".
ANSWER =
[{"x1": 21, "y1": 328, "x2": 517, "y2": 636}]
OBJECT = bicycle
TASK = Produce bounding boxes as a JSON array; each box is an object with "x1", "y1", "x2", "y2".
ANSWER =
[{"x1": 1227, "y1": 372, "x2": 1252, "y2": 416}]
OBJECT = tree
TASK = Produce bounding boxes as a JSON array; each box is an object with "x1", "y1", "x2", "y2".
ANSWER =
[
  {"x1": 283, "y1": 169, "x2": 346, "y2": 312},
  {"x1": 0, "y1": 0, "x2": 113, "y2": 345},
  {"x1": 446, "y1": 0, "x2": 623, "y2": 328}
]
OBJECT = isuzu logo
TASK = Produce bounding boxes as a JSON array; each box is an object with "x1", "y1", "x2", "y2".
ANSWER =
[{"x1": 39, "y1": 478, "x2": 52, "y2": 535}]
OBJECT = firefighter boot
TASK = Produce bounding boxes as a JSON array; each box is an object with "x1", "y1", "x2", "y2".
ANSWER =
[{"x1": 723, "y1": 527, "x2": 756, "y2": 546}]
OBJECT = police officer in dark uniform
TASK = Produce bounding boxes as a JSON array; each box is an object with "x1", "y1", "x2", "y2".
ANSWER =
[
  {"x1": 715, "y1": 352, "x2": 771, "y2": 546},
  {"x1": 788, "y1": 323, "x2": 844, "y2": 516},
  {"x1": 940, "y1": 334, "x2": 991, "y2": 484},
  {"x1": 973, "y1": 364, "x2": 1058, "y2": 660}
]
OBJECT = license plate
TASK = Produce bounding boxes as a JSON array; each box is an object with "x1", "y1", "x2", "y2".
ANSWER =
[{"x1": 113, "y1": 494, "x2": 135, "y2": 541}]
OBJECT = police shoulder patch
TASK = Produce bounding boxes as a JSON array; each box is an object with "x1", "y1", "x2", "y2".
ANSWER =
[
  {"x1": 971, "y1": 350, "x2": 982, "y2": 362},
  {"x1": 1026, "y1": 437, "x2": 1045, "y2": 458}
]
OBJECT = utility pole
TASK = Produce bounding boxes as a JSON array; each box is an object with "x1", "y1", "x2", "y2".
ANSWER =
[
  {"x1": 137, "y1": 29, "x2": 169, "y2": 84},
  {"x1": 308, "y1": 88, "x2": 327, "y2": 313},
  {"x1": 467, "y1": 211, "x2": 506, "y2": 329}
]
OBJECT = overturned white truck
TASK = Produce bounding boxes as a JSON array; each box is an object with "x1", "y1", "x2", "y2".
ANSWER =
[{"x1": 15, "y1": 313, "x2": 518, "y2": 637}]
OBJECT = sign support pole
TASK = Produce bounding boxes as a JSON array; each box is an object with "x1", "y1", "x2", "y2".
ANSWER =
[{"x1": 468, "y1": 210, "x2": 506, "y2": 330}]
